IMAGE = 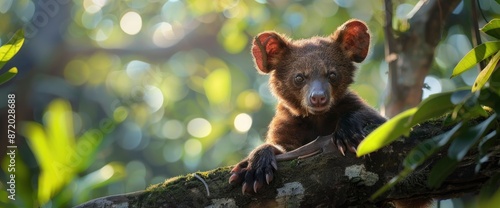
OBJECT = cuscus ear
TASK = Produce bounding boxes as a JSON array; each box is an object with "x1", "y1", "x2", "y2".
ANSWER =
[
  {"x1": 331, "y1": 19, "x2": 370, "y2": 63},
  {"x1": 251, "y1": 32, "x2": 289, "y2": 74}
]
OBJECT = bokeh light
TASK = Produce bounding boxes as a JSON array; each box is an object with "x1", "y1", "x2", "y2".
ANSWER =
[
  {"x1": 234, "y1": 113, "x2": 252, "y2": 133},
  {"x1": 98, "y1": 164, "x2": 115, "y2": 181},
  {"x1": 143, "y1": 85, "x2": 164, "y2": 113},
  {"x1": 120, "y1": 11, "x2": 142, "y2": 35},
  {"x1": 152, "y1": 22, "x2": 178, "y2": 47},
  {"x1": 422, "y1": 76, "x2": 442, "y2": 99},
  {"x1": 0, "y1": 0, "x2": 13, "y2": 14},
  {"x1": 162, "y1": 120, "x2": 184, "y2": 140},
  {"x1": 187, "y1": 118, "x2": 212, "y2": 138}
]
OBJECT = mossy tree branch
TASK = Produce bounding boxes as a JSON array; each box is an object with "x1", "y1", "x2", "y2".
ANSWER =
[{"x1": 76, "y1": 118, "x2": 500, "y2": 207}]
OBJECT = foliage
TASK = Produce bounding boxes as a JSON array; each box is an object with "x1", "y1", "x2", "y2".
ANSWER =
[
  {"x1": 17, "y1": 99, "x2": 125, "y2": 207},
  {"x1": 0, "y1": 29, "x2": 23, "y2": 85},
  {"x1": 358, "y1": 18, "x2": 500, "y2": 201}
]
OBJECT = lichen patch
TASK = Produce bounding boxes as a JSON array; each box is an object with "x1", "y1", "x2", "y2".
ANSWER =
[
  {"x1": 344, "y1": 164, "x2": 379, "y2": 186},
  {"x1": 275, "y1": 182, "x2": 305, "y2": 207}
]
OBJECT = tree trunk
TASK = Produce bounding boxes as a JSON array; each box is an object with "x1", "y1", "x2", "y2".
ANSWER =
[
  {"x1": 76, "y1": 118, "x2": 499, "y2": 207},
  {"x1": 382, "y1": 0, "x2": 462, "y2": 117}
]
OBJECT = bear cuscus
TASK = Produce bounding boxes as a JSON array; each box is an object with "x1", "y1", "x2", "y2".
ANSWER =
[{"x1": 227, "y1": 19, "x2": 430, "y2": 207}]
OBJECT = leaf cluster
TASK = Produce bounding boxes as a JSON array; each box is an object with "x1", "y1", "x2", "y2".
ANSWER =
[
  {"x1": 0, "y1": 30, "x2": 23, "y2": 85},
  {"x1": 19, "y1": 99, "x2": 126, "y2": 207},
  {"x1": 358, "y1": 19, "x2": 500, "y2": 202}
]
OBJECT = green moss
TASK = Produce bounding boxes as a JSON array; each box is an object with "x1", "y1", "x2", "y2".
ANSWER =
[{"x1": 134, "y1": 165, "x2": 236, "y2": 207}]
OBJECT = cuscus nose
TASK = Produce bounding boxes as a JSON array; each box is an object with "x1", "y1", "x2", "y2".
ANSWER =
[{"x1": 310, "y1": 91, "x2": 327, "y2": 106}]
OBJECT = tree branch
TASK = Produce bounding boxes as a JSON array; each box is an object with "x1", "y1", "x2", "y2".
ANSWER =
[
  {"x1": 470, "y1": 0, "x2": 486, "y2": 70},
  {"x1": 382, "y1": 0, "x2": 462, "y2": 117},
  {"x1": 76, "y1": 118, "x2": 499, "y2": 207}
]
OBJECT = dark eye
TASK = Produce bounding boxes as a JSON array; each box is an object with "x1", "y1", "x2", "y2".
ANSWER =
[
  {"x1": 328, "y1": 72, "x2": 337, "y2": 82},
  {"x1": 294, "y1": 74, "x2": 305, "y2": 84}
]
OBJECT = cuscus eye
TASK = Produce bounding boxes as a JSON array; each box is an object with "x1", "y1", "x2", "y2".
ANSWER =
[
  {"x1": 294, "y1": 74, "x2": 305, "y2": 84},
  {"x1": 328, "y1": 72, "x2": 337, "y2": 81}
]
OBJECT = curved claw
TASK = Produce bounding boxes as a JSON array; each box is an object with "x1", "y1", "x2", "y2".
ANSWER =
[
  {"x1": 266, "y1": 173, "x2": 273, "y2": 185},
  {"x1": 348, "y1": 145, "x2": 357, "y2": 154},
  {"x1": 271, "y1": 160, "x2": 278, "y2": 170},
  {"x1": 338, "y1": 146, "x2": 345, "y2": 156},
  {"x1": 229, "y1": 173, "x2": 238, "y2": 184},
  {"x1": 253, "y1": 181, "x2": 263, "y2": 193},
  {"x1": 336, "y1": 141, "x2": 346, "y2": 156},
  {"x1": 242, "y1": 182, "x2": 249, "y2": 195}
]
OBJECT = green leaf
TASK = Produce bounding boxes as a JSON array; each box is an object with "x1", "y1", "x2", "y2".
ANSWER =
[
  {"x1": 448, "y1": 114, "x2": 497, "y2": 160},
  {"x1": 357, "y1": 108, "x2": 417, "y2": 156},
  {"x1": 0, "y1": 67, "x2": 17, "y2": 85},
  {"x1": 0, "y1": 30, "x2": 24, "y2": 70},
  {"x1": 472, "y1": 51, "x2": 500, "y2": 92},
  {"x1": 466, "y1": 104, "x2": 489, "y2": 118},
  {"x1": 490, "y1": 63, "x2": 500, "y2": 90},
  {"x1": 450, "y1": 89, "x2": 472, "y2": 104},
  {"x1": 428, "y1": 114, "x2": 496, "y2": 188},
  {"x1": 479, "y1": 188, "x2": 500, "y2": 208},
  {"x1": 369, "y1": 169, "x2": 411, "y2": 200},
  {"x1": 479, "y1": 88, "x2": 500, "y2": 112},
  {"x1": 403, "y1": 122, "x2": 463, "y2": 169},
  {"x1": 451, "y1": 41, "x2": 500, "y2": 78},
  {"x1": 479, "y1": 173, "x2": 500, "y2": 202},
  {"x1": 402, "y1": 139, "x2": 440, "y2": 169},
  {"x1": 369, "y1": 123, "x2": 463, "y2": 199},
  {"x1": 476, "y1": 131, "x2": 497, "y2": 173},
  {"x1": 481, "y1": 19, "x2": 500, "y2": 39},
  {"x1": 428, "y1": 157, "x2": 459, "y2": 188},
  {"x1": 408, "y1": 90, "x2": 465, "y2": 125},
  {"x1": 21, "y1": 121, "x2": 54, "y2": 204},
  {"x1": 451, "y1": 91, "x2": 487, "y2": 120},
  {"x1": 45, "y1": 99, "x2": 76, "y2": 162}
]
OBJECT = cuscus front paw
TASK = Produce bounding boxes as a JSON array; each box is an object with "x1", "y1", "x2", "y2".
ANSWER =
[
  {"x1": 229, "y1": 145, "x2": 279, "y2": 194},
  {"x1": 332, "y1": 123, "x2": 367, "y2": 156}
]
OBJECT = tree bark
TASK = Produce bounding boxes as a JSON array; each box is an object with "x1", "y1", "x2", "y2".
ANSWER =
[
  {"x1": 382, "y1": 0, "x2": 462, "y2": 117},
  {"x1": 76, "y1": 118, "x2": 499, "y2": 207}
]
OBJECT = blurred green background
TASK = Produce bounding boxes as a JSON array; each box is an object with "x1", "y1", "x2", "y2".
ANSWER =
[{"x1": 0, "y1": 0, "x2": 498, "y2": 207}]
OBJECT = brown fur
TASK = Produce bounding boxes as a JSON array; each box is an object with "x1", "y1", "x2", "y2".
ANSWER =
[{"x1": 229, "y1": 19, "x2": 387, "y2": 196}]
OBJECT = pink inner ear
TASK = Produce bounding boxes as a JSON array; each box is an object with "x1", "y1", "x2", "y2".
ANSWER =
[
  {"x1": 338, "y1": 20, "x2": 370, "y2": 63},
  {"x1": 252, "y1": 33, "x2": 284, "y2": 73},
  {"x1": 252, "y1": 42, "x2": 266, "y2": 73}
]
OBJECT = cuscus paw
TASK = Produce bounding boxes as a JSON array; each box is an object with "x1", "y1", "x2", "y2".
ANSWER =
[
  {"x1": 333, "y1": 122, "x2": 367, "y2": 156},
  {"x1": 229, "y1": 145, "x2": 279, "y2": 194}
]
